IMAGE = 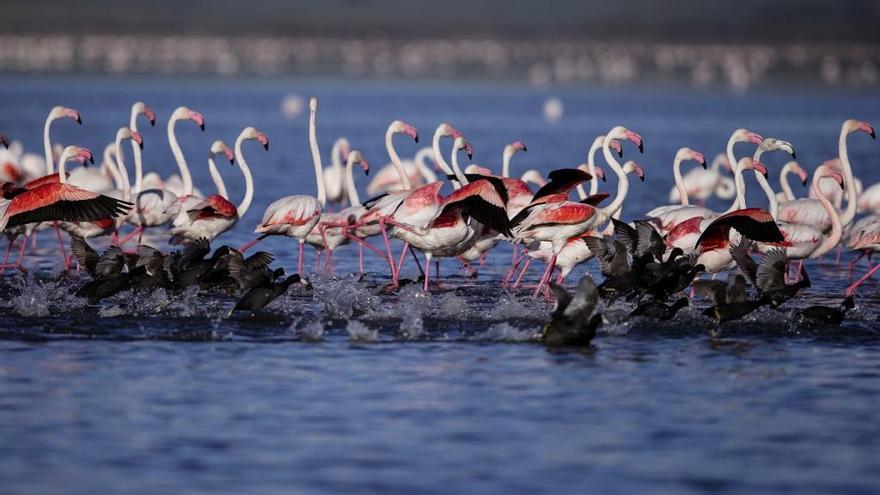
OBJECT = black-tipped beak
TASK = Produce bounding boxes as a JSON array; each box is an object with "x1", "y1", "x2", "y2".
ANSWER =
[
  {"x1": 601, "y1": 174, "x2": 607, "y2": 183},
  {"x1": 522, "y1": 145, "x2": 528, "y2": 152},
  {"x1": 365, "y1": 168, "x2": 370, "y2": 176},
  {"x1": 138, "y1": 141, "x2": 144, "y2": 150},
  {"x1": 871, "y1": 129, "x2": 877, "y2": 139},
  {"x1": 802, "y1": 178, "x2": 808, "y2": 186},
  {"x1": 263, "y1": 142, "x2": 269, "y2": 151},
  {"x1": 840, "y1": 182, "x2": 845, "y2": 190},
  {"x1": 89, "y1": 155, "x2": 95, "y2": 164},
  {"x1": 199, "y1": 123, "x2": 205, "y2": 131},
  {"x1": 617, "y1": 149, "x2": 624, "y2": 158},
  {"x1": 791, "y1": 151, "x2": 797, "y2": 159},
  {"x1": 150, "y1": 119, "x2": 156, "y2": 127},
  {"x1": 467, "y1": 151, "x2": 473, "y2": 159},
  {"x1": 414, "y1": 135, "x2": 419, "y2": 143},
  {"x1": 639, "y1": 174, "x2": 646, "y2": 182},
  {"x1": 638, "y1": 142, "x2": 644, "y2": 153}
]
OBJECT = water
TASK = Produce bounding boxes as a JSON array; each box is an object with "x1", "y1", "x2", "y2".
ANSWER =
[{"x1": 1, "y1": 77, "x2": 880, "y2": 493}]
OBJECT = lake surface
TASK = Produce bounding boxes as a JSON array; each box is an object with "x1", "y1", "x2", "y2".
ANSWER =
[{"x1": 0, "y1": 77, "x2": 879, "y2": 494}]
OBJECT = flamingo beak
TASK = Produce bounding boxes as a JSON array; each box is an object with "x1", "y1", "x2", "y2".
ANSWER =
[
  {"x1": 694, "y1": 152, "x2": 707, "y2": 169},
  {"x1": 610, "y1": 139, "x2": 623, "y2": 158},
  {"x1": 65, "y1": 108, "x2": 82, "y2": 124},
  {"x1": 361, "y1": 158, "x2": 370, "y2": 175},
  {"x1": 747, "y1": 131, "x2": 764, "y2": 145},
  {"x1": 464, "y1": 142, "x2": 474, "y2": 160},
  {"x1": 342, "y1": 143, "x2": 351, "y2": 161},
  {"x1": 131, "y1": 130, "x2": 144, "y2": 149},
  {"x1": 833, "y1": 172, "x2": 845, "y2": 189},
  {"x1": 224, "y1": 148, "x2": 235, "y2": 164},
  {"x1": 0, "y1": 134, "x2": 7, "y2": 149},
  {"x1": 189, "y1": 110, "x2": 205, "y2": 131},
  {"x1": 595, "y1": 166, "x2": 606, "y2": 182},
  {"x1": 514, "y1": 140, "x2": 527, "y2": 152},
  {"x1": 625, "y1": 130, "x2": 643, "y2": 153},
  {"x1": 255, "y1": 133, "x2": 269, "y2": 151},
  {"x1": 405, "y1": 124, "x2": 419, "y2": 143},
  {"x1": 634, "y1": 165, "x2": 646, "y2": 182},
  {"x1": 145, "y1": 107, "x2": 156, "y2": 126},
  {"x1": 798, "y1": 169, "x2": 808, "y2": 186},
  {"x1": 753, "y1": 162, "x2": 769, "y2": 178},
  {"x1": 858, "y1": 121, "x2": 876, "y2": 139}
]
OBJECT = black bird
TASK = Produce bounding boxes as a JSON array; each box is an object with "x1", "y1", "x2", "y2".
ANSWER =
[
  {"x1": 583, "y1": 235, "x2": 634, "y2": 299},
  {"x1": 730, "y1": 241, "x2": 810, "y2": 308},
  {"x1": 629, "y1": 297, "x2": 689, "y2": 321},
  {"x1": 793, "y1": 296, "x2": 855, "y2": 327},
  {"x1": 71, "y1": 237, "x2": 130, "y2": 304},
  {"x1": 228, "y1": 274, "x2": 303, "y2": 316},
  {"x1": 543, "y1": 275, "x2": 603, "y2": 346},
  {"x1": 199, "y1": 248, "x2": 275, "y2": 291},
  {"x1": 225, "y1": 253, "x2": 286, "y2": 291}
]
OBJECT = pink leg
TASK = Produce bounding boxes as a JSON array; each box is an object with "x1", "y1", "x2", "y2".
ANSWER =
[
  {"x1": 315, "y1": 248, "x2": 322, "y2": 272},
  {"x1": 533, "y1": 254, "x2": 557, "y2": 298},
  {"x1": 378, "y1": 219, "x2": 398, "y2": 283},
  {"x1": 359, "y1": 245, "x2": 364, "y2": 275},
  {"x1": 238, "y1": 237, "x2": 262, "y2": 253},
  {"x1": 554, "y1": 271, "x2": 565, "y2": 285},
  {"x1": 53, "y1": 224, "x2": 70, "y2": 271},
  {"x1": 848, "y1": 251, "x2": 866, "y2": 277},
  {"x1": 835, "y1": 244, "x2": 842, "y2": 266},
  {"x1": 0, "y1": 235, "x2": 29, "y2": 273},
  {"x1": 396, "y1": 243, "x2": 411, "y2": 277},
  {"x1": 513, "y1": 259, "x2": 533, "y2": 288},
  {"x1": 116, "y1": 226, "x2": 143, "y2": 246},
  {"x1": 503, "y1": 249, "x2": 528, "y2": 287},
  {"x1": 297, "y1": 240, "x2": 304, "y2": 274},
  {"x1": 423, "y1": 255, "x2": 431, "y2": 291},
  {"x1": 846, "y1": 259, "x2": 880, "y2": 297}
]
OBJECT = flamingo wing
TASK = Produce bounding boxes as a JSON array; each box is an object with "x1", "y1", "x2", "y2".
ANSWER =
[
  {"x1": 695, "y1": 208, "x2": 783, "y2": 252},
  {"x1": 517, "y1": 202, "x2": 597, "y2": 230},
  {"x1": 580, "y1": 192, "x2": 610, "y2": 206},
  {"x1": 442, "y1": 180, "x2": 512, "y2": 236},
  {"x1": 530, "y1": 168, "x2": 591, "y2": 203},
  {"x1": 3, "y1": 183, "x2": 132, "y2": 230},
  {"x1": 187, "y1": 195, "x2": 238, "y2": 221},
  {"x1": 23, "y1": 172, "x2": 66, "y2": 190}
]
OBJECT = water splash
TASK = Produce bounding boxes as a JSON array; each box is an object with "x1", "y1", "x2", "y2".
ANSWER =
[
  {"x1": 294, "y1": 318, "x2": 325, "y2": 342},
  {"x1": 472, "y1": 322, "x2": 538, "y2": 342},
  {"x1": 346, "y1": 319, "x2": 378, "y2": 343}
]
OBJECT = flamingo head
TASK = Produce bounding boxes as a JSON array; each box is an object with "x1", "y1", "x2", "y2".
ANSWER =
[
  {"x1": 732, "y1": 128, "x2": 763, "y2": 145},
  {"x1": 210, "y1": 140, "x2": 235, "y2": 164},
  {"x1": 64, "y1": 146, "x2": 94, "y2": 166},
  {"x1": 608, "y1": 139, "x2": 623, "y2": 157},
  {"x1": 509, "y1": 140, "x2": 527, "y2": 153},
  {"x1": 309, "y1": 97, "x2": 318, "y2": 112},
  {"x1": 337, "y1": 138, "x2": 351, "y2": 161},
  {"x1": 577, "y1": 163, "x2": 606, "y2": 182},
  {"x1": 188, "y1": 110, "x2": 205, "y2": 131},
  {"x1": 465, "y1": 164, "x2": 493, "y2": 175},
  {"x1": 750, "y1": 160, "x2": 769, "y2": 178},
  {"x1": 348, "y1": 150, "x2": 369, "y2": 175},
  {"x1": 129, "y1": 130, "x2": 144, "y2": 150},
  {"x1": 607, "y1": 126, "x2": 643, "y2": 153},
  {"x1": 678, "y1": 147, "x2": 707, "y2": 169},
  {"x1": 453, "y1": 136, "x2": 473, "y2": 160},
  {"x1": 623, "y1": 161, "x2": 646, "y2": 181},
  {"x1": 51, "y1": 106, "x2": 82, "y2": 124},
  {"x1": 390, "y1": 120, "x2": 419, "y2": 143},
  {"x1": 789, "y1": 162, "x2": 808, "y2": 186},
  {"x1": 0, "y1": 133, "x2": 7, "y2": 149},
  {"x1": 246, "y1": 127, "x2": 270, "y2": 151},
  {"x1": 845, "y1": 119, "x2": 876, "y2": 139},
  {"x1": 133, "y1": 102, "x2": 156, "y2": 126},
  {"x1": 761, "y1": 138, "x2": 796, "y2": 158}
]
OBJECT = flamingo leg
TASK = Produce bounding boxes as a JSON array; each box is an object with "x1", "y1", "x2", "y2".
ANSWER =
[
  {"x1": 53, "y1": 223, "x2": 70, "y2": 271},
  {"x1": 846, "y1": 258, "x2": 880, "y2": 297},
  {"x1": 848, "y1": 251, "x2": 866, "y2": 277},
  {"x1": 238, "y1": 237, "x2": 262, "y2": 253},
  {"x1": 297, "y1": 240, "x2": 304, "y2": 274},
  {"x1": 513, "y1": 258, "x2": 533, "y2": 288},
  {"x1": 0, "y1": 235, "x2": 29, "y2": 273},
  {"x1": 503, "y1": 249, "x2": 528, "y2": 287},
  {"x1": 435, "y1": 260, "x2": 440, "y2": 281},
  {"x1": 533, "y1": 254, "x2": 557, "y2": 298},
  {"x1": 359, "y1": 245, "x2": 364, "y2": 275},
  {"x1": 835, "y1": 244, "x2": 842, "y2": 266},
  {"x1": 378, "y1": 219, "x2": 398, "y2": 283},
  {"x1": 116, "y1": 226, "x2": 143, "y2": 246},
  {"x1": 423, "y1": 254, "x2": 431, "y2": 291},
  {"x1": 396, "y1": 243, "x2": 411, "y2": 278}
]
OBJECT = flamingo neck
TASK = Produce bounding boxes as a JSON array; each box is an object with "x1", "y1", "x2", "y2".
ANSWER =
[
  {"x1": 432, "y1": 127, "x2": 453, "y2": 188},
  {"x1": 344, "y1": 157, "x2": 360, "y2": 206},
  {"x1": 413, "y1": 148, "x2": 438, "y2": 184},
  {"x1": 104, "y1": 145, "x2": 123, "y2": 190},
  {"x1": 811, "y1": 174, "x2": 843, "y2": 258},
  {"x1": 724, "y1": 135, "x2": 746, "y2": 213},
  {"x1": 130, "y1": 109, "x2": 144, "y2": 194},
  {"x1": 234, "y1": 137, "x2": 254, "y2": 218},
  {"x1": 752, "y1": 169, "x2": 779, "y2": 219},
  {"x1": 208, "y1": 153, "x2": 229, "y2": 199},
  {"x1": 56, "y1": 153, "x2": 71, "y2": 184},
  {"x1": 601, "y1": 136, "x2": 628, "y2": 217},
  {"x1": 168, "y1": 115, "x2": 193, "y2": 195},
  {"x1": 673, "y1": 155, "x2": 688, "y2": 206},
  {"x1": 114, "y1": 137, "x2": 132, "y2": 203},
  {"x1": 43, "y1": 114, "x2": 56, "y2": 174},
  {"x1": 309, "y1": 105, "x2": 326, "y2": 206},
  {"x1": 838, "y1": 127, "x2": 858, "y2": 226},
  {"x1": 386, "y1": 128, "x2": 411, "y2": 191},
  {"x1": 450, "y1": 145, "x2": 468, "y2": 188},
  {"x1": 587, "y1": 138, "x2": 602, "y2": 196},
  {"x1": 501, "y1": 147, "x2": 514, "y2": 178},
  {"x1": 330, "y1": 140, "x2": 344, "y2": 173}
]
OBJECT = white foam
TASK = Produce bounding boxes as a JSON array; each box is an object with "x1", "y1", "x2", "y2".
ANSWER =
[{"x1": 346, "y1": 319, "x2": 377, "y2": 342}]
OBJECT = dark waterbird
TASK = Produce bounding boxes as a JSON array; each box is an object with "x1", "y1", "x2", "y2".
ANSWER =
[
  {"x1": 228, "y1": 274, "x2": 304, "y2": 316},
  {"x1": 629, "y1": 297, "x2": 690, "y2": 321},
  {"x1": 543, "y1": 275, "x2": 602, "y2": 346},
  {"x1": 793, "y1": 296, "x2": 855, "y2": 327}
]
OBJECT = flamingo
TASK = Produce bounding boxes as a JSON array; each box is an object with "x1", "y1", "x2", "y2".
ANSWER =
[
  {"x1": 253, "y1": 97, "x2": 328, "y2": 274},
  {"x1": 391, "y1": 137, "x2": 512, "y2": 291},
  {"x1": 167, "y1": 127, "x2": 264, "y2": 244},
  {"x1": 304, "y1": 150, "x2": 370, "y2": 272},
  {"x1": 60, "y1": 127, "x2": 142, "y2": 244},
  {"x1": 644, "y1": 147, "x2": 707, "y2": 221},
  {"x1": 844, "y1": 221, "x2": 880, "y2": 296},
  {"x1": 778, "y1": 119, "x2": 874, "y2": 232},
  {"x1": 692, "y1": 206, "x2": 784, "y2": 274},
  {"x1": 0, "y1": 146, "x2": 132, "y2": 272},
  {"x1": 126, "y1": 106, "x2": 205, "y2": 241},
  {"x1": 205, "y1": 140, "x2": 236, "y2": 200},
  {"x1": 647, "y1": 129, "x2": 763, "y2": 234},
  {"x1": 322, "y1": 137, "x2": 351, "y2": 206},
  {"x1": 668, "y1": 152, "x2": 734, "y2": 205}
]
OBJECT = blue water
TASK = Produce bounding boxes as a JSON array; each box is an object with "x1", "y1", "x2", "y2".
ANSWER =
[{"x1": 1, "y1": 77, "x2": 880, "y2": 494}]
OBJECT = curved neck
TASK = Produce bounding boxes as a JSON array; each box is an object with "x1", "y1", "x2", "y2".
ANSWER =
[
  {"x1": 330, "y1": 140, "x2": 344, "y2": 172},
  {"x1": 778, "y1": 163, "x2": 796, "y2": 201},
  {"x1": 838, "y1": 128, "x2": 858, "y2": 226},
  {"x1": 587, "y1": 139, "x2": 602, "y2": 196},
  {"x1": 104, "y1": 145, "x2": 123, "y2": 190},
  {"x1": 309, "y1": 107, "x2": 326, "y2": 206},
  {"x1": 413, "y1": 148, "x2": 438, "y2": 183},
  {"x1": 44, "y1": 114, "x2": 56, "y2": 174},
  {"x1": 234, "y1": 137, "x2": 255, "y2": 217},
  {"x1": 114, "y1": 138, "x2": 132, "y2": 202},
  {"x1": 450, "y1": 145, "x2": 468, "y2": 188},
  {"x1": 601, "y1": 136, "x2": 628, "y2": 217},
  {"x1": 130, "y1": 110, "x2": 144, "y2": 194},
  {"x1": 811, "y1": 175, "x2": 843, "y2": 258},
  {"x1": 168, "y1": 116, "x2": 192, "y2": 195},
  {"x1": 344, "y1": 158, "x2": 360, "y2": 205},
  {"x1": 501, "y1": 147, "x2": 513, "y2": 178},
  {"x1": 673, "y1": 155, "x2": 688, "y2": 206},
  {"x1": 752, "y1": 169, "x2": 778, "y2": 219},
  {"x1": 432, "y1": 128, "x2": 452, "y2": 189},
  {"x1": 386, "y1": 128, "x2": 411, "y2": 190},
  {"x1": 208, "y1": 153, "x2": 229, "y2": 199}
]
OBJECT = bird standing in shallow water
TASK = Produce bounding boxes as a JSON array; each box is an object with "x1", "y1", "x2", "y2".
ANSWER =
[{"x1": 543, "y1": 275, "x2": 603, "y2": 346}]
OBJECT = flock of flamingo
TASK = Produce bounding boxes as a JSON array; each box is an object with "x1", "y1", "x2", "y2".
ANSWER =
[{"x1": 0, "y1": 97, "x2": 877, "y2": 328}]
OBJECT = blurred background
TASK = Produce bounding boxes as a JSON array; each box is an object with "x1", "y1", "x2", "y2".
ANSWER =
[{"x1": 2, "y1": 0, "x2": 880, "y2": 91}]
